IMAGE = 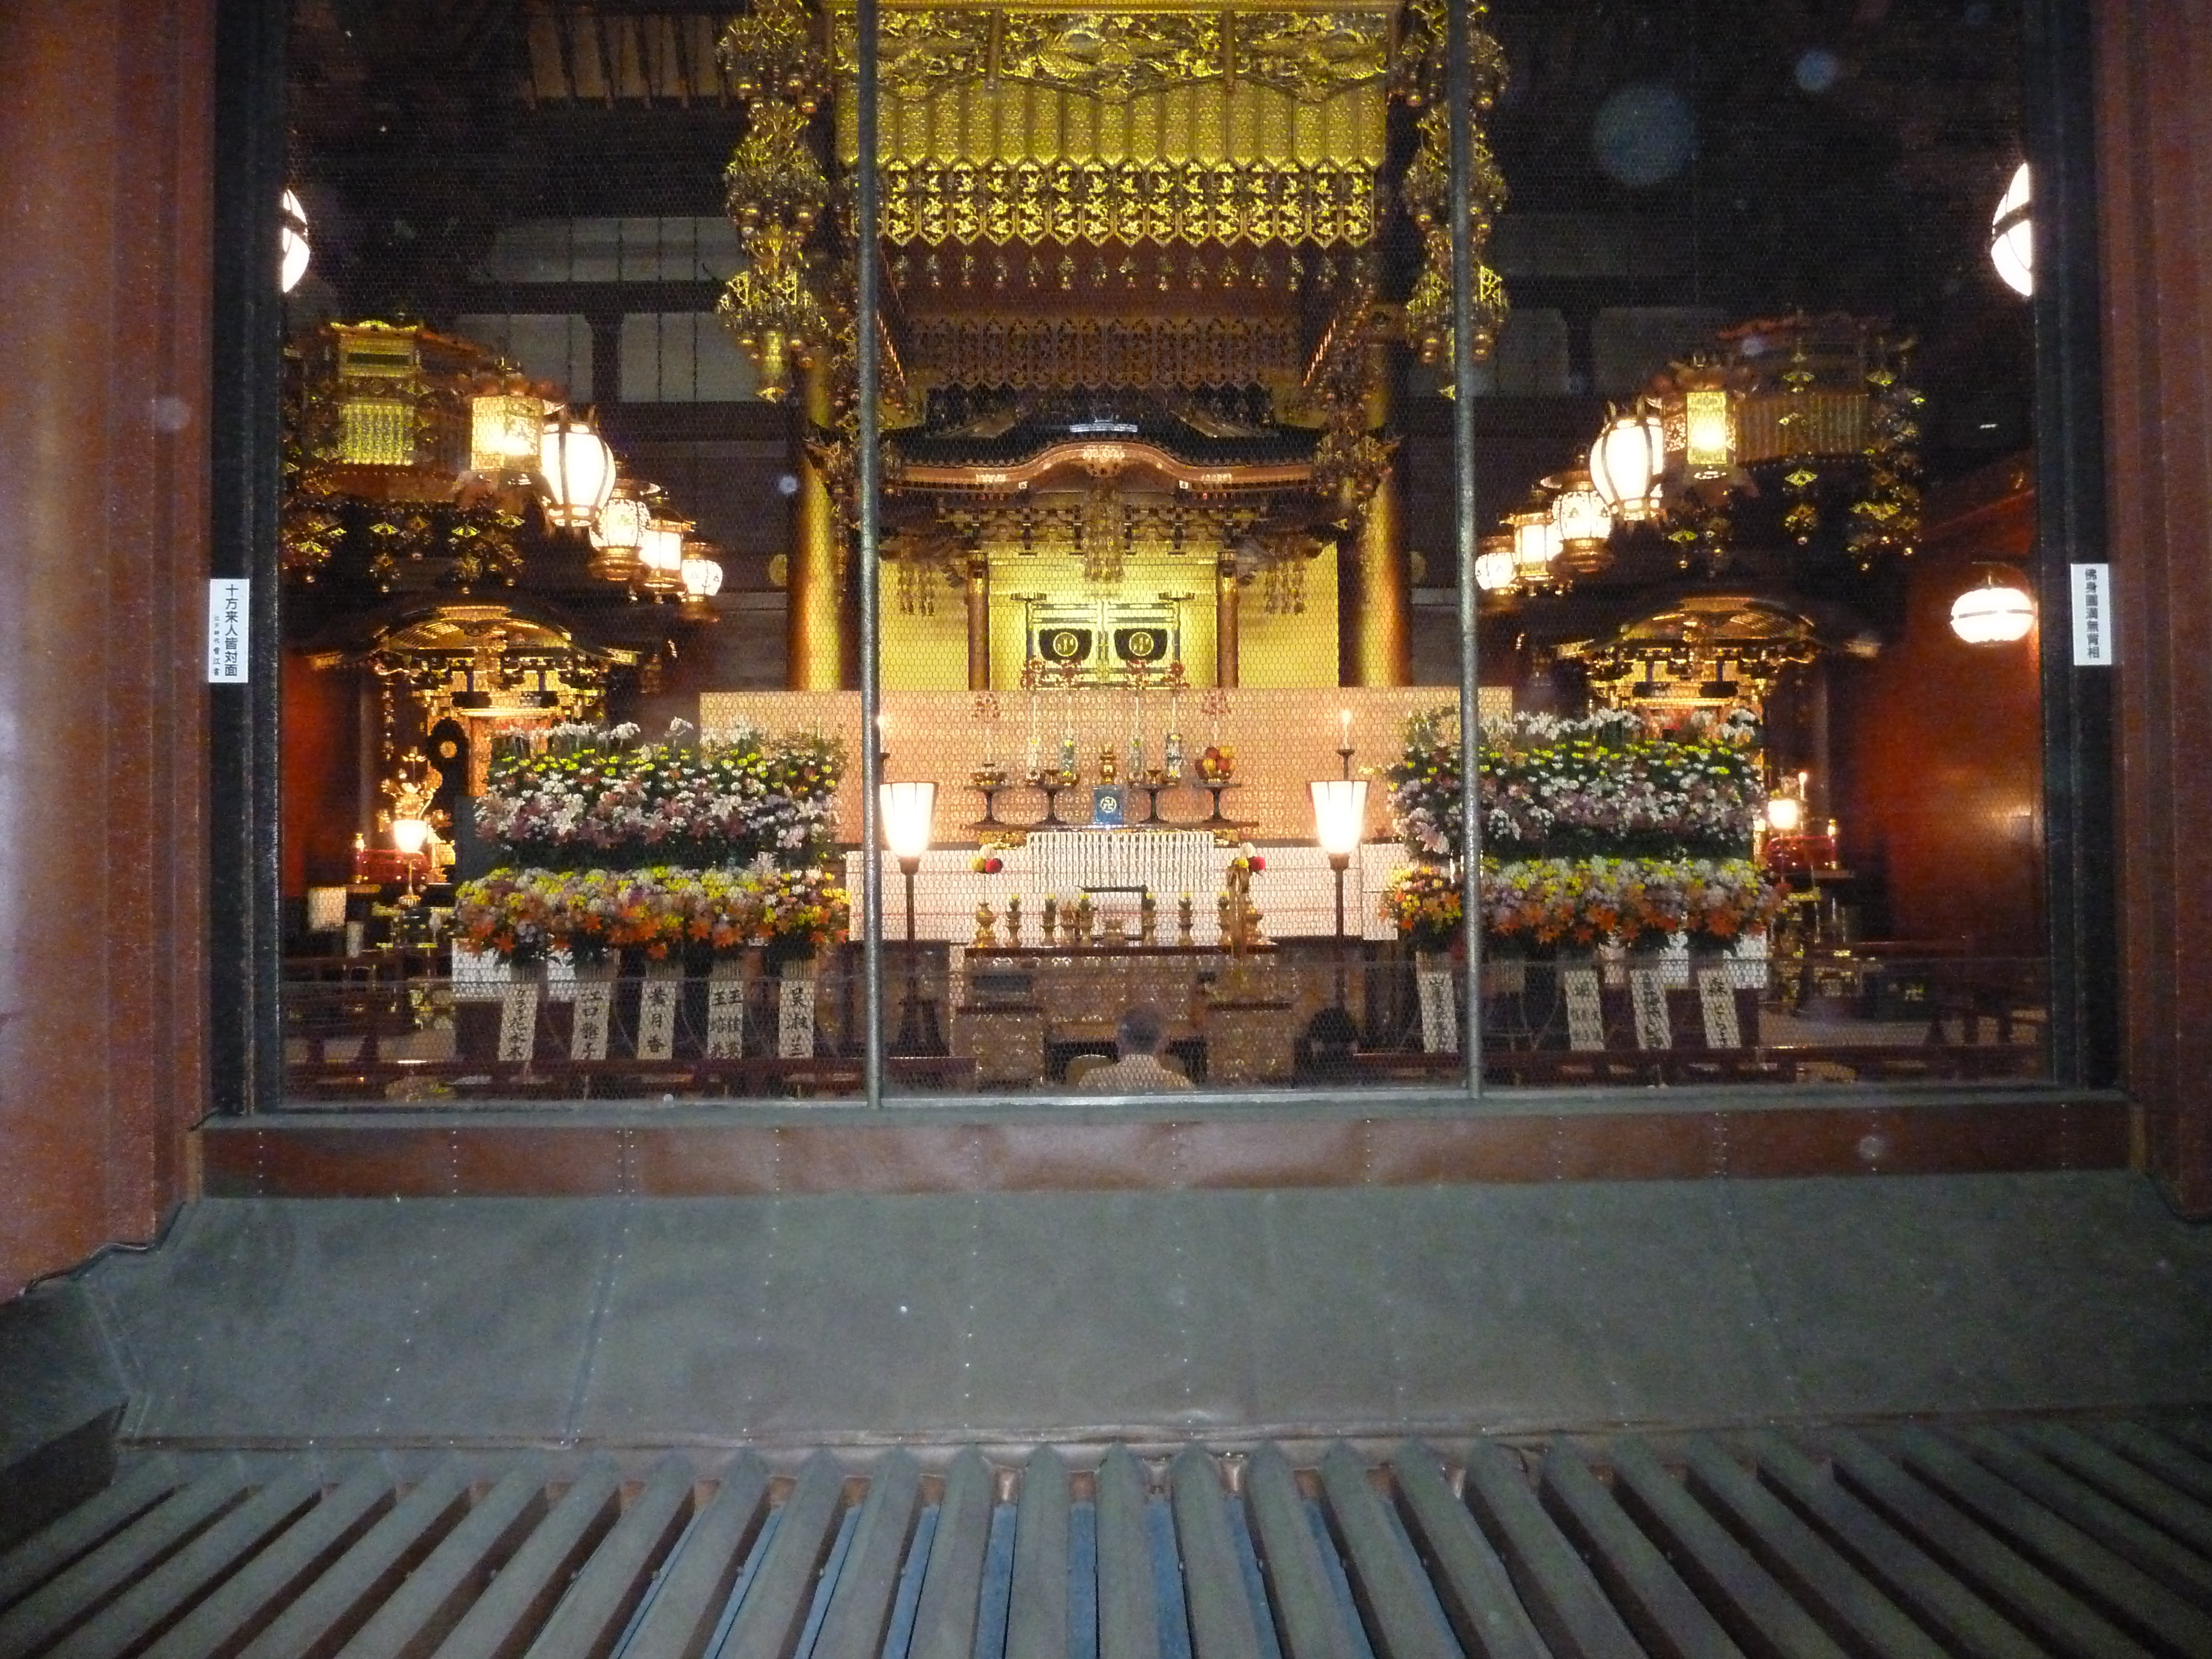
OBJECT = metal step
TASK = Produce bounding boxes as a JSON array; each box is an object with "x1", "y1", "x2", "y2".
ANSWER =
[{"x1": 4, "y1": 1419, "x2": 2211, "y2": 1659}]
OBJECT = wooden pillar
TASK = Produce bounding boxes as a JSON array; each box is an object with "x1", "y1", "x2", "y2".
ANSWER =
[
  {"x1": 0, "y1": 0, "x2": 213, "y2": 1294},
  {"x1": 965, "y1": 552, "x2": 990, "y2": 691},
  {"x1": 1215, "y1": 555, "x2": 1240, "y2": 688},
  {"x1": 787, "y1": 359, "x2": 849, "y2": 688},
  {"x1": 2095, "y1": 0, "x2": 2212, "y2": 1211}
]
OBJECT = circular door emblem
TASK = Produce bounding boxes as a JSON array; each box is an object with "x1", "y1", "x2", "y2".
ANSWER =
[
  {"x1": 1050, "y1": 629, "x2": 1083, "y2": 658},
  {"x1": 1125, "y1": 630, "x2": 1156, "y2": 658}
]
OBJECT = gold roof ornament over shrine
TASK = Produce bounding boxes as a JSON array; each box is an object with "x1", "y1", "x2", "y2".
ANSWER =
[
  {"x1": 718, "y1": 0, "x2": 1511, "y2": 415},
  {"x1": 829, "y1": 1, "x2": 1401, "y2": 249}
]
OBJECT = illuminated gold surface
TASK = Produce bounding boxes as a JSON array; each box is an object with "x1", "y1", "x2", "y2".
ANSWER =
[
  {"x1": 985, "y1": 546, "x2": 1221, "y2": 690},
  {"x1": 828, "y1": 3, "x2": 1396, "y2": 246},
  {"x1": 1343, "y1": 465, "x2": 1408, "y2": 685},
  {"x1": 1238, "y1": 541, "x2": 1339, "y2": 688},
  {"x1": 787, "y1": 362, "x2": 849, "y2": 688}
]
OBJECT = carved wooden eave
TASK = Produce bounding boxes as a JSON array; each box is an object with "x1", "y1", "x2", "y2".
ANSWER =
[{"x1": 895, "y1": 437, "x2": 1312, "y2": 497}]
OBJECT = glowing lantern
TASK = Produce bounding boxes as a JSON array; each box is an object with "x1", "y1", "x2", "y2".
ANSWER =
[
  {"x1": 1589, "y1": 406, "x2": 1667, "y2": 521},
  {"x1": 680, "y1": 546, "x2": 725, "y2": 618},
  {"x1": 471, "y1": 387, "x2": 543, "y2": 484},
  {"x1": 1547, "y1": 467, "x2": 1615, "y2": 577},
  {"x1": 280, "y1": 190, "x2": 311, "y2": 293},
  {"x1": 1950, "y1": 572, "x2": 2036, "y2": 644},
  {"x1": 588, "y1": 482, "x2": 649, "y2": 583},
  {"x1": 1682, "y1": 386, "x2": 1736, "y2": 479},
  {"x1": 1474, "y1": 533, "x2": 1517, "y2": 593},
  {"x1": 539, "y1": 413, "x2": 616, "y2": 529},
  {"x1": 638, "y1": 515, "x2": 690, "y2": 595},
  {"x1": 1507, "y1": 490, "x2": 1561, "y2": 587},
  {"x1": 1991, "y1": 162, "x2": 2033, "y2": 298}
]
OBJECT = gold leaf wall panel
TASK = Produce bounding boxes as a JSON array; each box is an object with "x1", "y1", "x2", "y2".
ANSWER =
[
  {"x1": 1237, "y1": 541, "x2": 1338, "y2": 687},
  {"x1": 985, "y1": 544, "x2": 1222, "y2": 689},
  {"x1": 881, "y1": 582, "x2": 974, "y2": 689}
]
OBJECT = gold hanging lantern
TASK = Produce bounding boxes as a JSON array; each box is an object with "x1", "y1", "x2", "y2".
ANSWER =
[
  {"x1": 1681, "y1": 385, "x2": 1736, "y2": 479},
  {"x1": 588, "y1": 481, "x2": 650, "y2": 583},
  {"x1": 1507, "y1": 488, "x2": 1562, "y2": 589},
  {"x1": 1546, "y1": 467, "x2": 1615, "y2": 578},
  {"x1": 469, "y1": 379, "x2": 545, "y2": 486},
  {"x1": 639, "y1": 515, "x2": 691, "y2": 597},
  {"x1": 680, "y1": 547, "x2": 726, "y2": 620}
]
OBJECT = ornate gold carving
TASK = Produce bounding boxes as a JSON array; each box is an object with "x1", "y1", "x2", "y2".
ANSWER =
[
  {"x1": 878, "y1": 157, "x2": 1376, "y2": 247},
  {"x1": 717, "y1": 1, "x2": 836, "y2": 401},
  {"x1": 906, "y1": 315, "x2": 1303, "y2": 393},
  {"x1": 998, "y1": 12, "x2": 1224, "y2": 101},
  {"x1": 877, "y1": 11, "x2": 994, "y2": 95},
  {"x1": 718, "y1": 0, "x2": 828, "y2": 112},
  {"x1": 1234, "y1": 12, "x2": 1392, "y2": 101}
]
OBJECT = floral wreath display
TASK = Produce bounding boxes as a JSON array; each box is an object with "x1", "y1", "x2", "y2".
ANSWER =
[
  {"x1": 1381, "y1": 707, "x2": 1787, "y2": 952},
  {"x1": 460, "y1": 722, "x2": 852, "y2": 969},
  {"x1": 474, "y1": 721, "x2": 844, "y2": 870}
]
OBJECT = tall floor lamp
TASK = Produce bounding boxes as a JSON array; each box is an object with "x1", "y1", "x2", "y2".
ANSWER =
[
  {"x1": 1309, "y1": 779, "x2": 1369, "y2": 1022},
  {"x1": 879, "y1": 780, "x2": 943, "y2": 1055}
]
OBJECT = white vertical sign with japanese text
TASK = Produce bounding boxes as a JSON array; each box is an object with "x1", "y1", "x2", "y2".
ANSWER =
[
  {"x1": 206, "y1": 578, "x2": 249, "y2": 682},
  {"x1": 2072, "y1": 563, "x2": 2114, "y2": 665}
]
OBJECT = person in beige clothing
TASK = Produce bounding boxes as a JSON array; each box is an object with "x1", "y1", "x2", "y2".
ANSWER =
[{"x1": 1074, "y1": 1005, "x2": 1194, "y2": 1093}]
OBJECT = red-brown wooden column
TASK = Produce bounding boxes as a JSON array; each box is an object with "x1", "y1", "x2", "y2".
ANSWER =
[
  {"x1": 2096, "y1": 0, "x2": 2212, "y2": 1213},
  {"x1": 0, "y1": 0, "x2": 213, "y2": 1295}
]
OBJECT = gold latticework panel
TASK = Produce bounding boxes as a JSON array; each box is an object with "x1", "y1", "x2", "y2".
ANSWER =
[
  {"x1": 905, "y1": 315, "x2": 1304, "y2": 392},
  {"x1": 865, "y1": 154, "x2": 1381, "y2": 247}
]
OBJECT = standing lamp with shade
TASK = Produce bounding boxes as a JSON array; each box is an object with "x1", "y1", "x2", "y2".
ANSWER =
[
  {"x1": 389, "y1": 813, "x2": 434, "y2": 910},
  {"x1": 1308, "y1": 778, "x2": 1370, "y2": 1027},
  {"x1": 880, "y1": 781, "x2": 944, "y2": 1055}
]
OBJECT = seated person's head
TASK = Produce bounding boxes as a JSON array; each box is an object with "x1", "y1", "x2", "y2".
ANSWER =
[{"x1": 1116, "y1": 1004, "x2": 1169, "y2": 1058}]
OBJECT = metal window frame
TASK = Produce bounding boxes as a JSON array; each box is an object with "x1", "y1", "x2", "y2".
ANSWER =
[{"x1": 217, "y1": 0, "x2": 2119, "y2": 1114}]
